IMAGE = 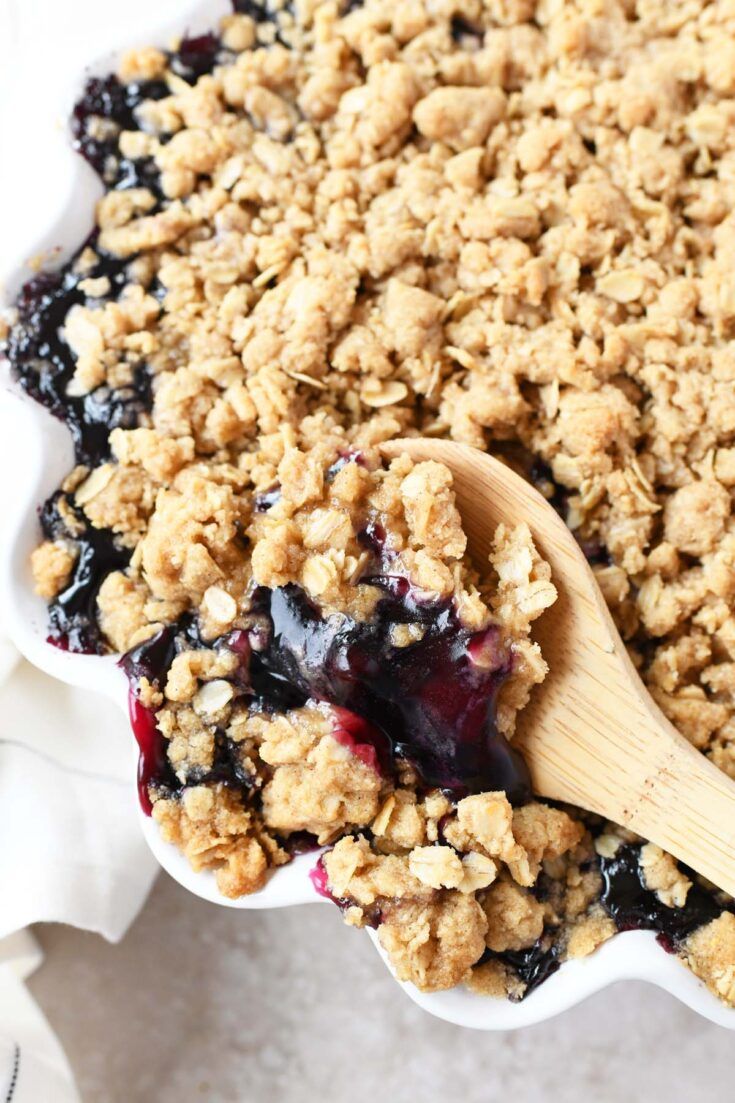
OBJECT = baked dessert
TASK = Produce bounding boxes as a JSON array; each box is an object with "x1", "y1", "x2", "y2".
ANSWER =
[{"x1": 3, "y1": 0, "x2": 735, "y2": 1004}]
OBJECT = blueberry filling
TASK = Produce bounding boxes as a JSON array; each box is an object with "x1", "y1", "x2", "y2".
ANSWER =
[
  {"x1": 450, "y1": 15, "x2": 484, "y2": 44},
  {"x1": 72, "y1": 20, "x2": 257, "y2": 192},
  {"x1": 479, "y1": 842, "x2": 730, "y2": 999},
  {"x1": 529, "y1": 459, "x2": 611, "y2": 566},
  {"x1": 330, "y1": 705, "x2": 391, "y2": 776},
  {"x1": 280, "y1": 831, "x2": 321, "y2": 857},
  {"x1": 252, "y1": 583, "x2": 528, "y2": 799},
  {"x1": 127, "y1": 687, "x2": 174, "y2": 815},
  {"x1": 171, "y1": 34, "x2": 225, "y2": 83},
  {"x1": 72, "y1": 27, "x2": 234, "y2": 186},
  {"x1": 577, "y1": 538, "x2": 612, "y2": 568},
  {"x1": 126, "y1": 684, "x2": 254, "y2": 813},
  {"x1": 230, "y1": 0, "x2": 300, "y2": 47},
  {"x1": 120, "y1": 579, "x2": 529, "y2": 811},
  {"x1": 479, "y1": 931, "x2": 561, "y2": 999},
  {"x1": 7, "y1": 0, "x2": 728, "y2": 1009},
  {"x1": 5, "y1": 6, "x2": 287, "y2": 478},
  {"x1": 7, "y1": 248, "x2": 151, "y2": 467},
  {"x1": 232, "y1": 0, "x2": 283, "y2": 21},
  {"x1": 72, "y1": 74, "x2": 170, "y2": 188},
  {"x1": 120, "y1": 623, "x2": 197, "y2": 811},
  {"x1": 40, "y1": 492, "x2": 130, "y2": 653},
  {"x1": 356, "y1": 521, "x2": 386, "y2": 556},
  {"x1": 529, "y1": 458, "x2": 571, "y2": 520},
  {"x1": 599, "y1": 842, "x2": 727, "y2": 948},
  {"x1": 309, "y1": 854, "x2": 337, "y2": 900},
  {"x1": 253, "y1": 487, "x2": 282, "y2": 513},
  {"x1": 326, "y1": 448, "x2": 365, "y2": 481},
  {"x1": 502, "y1": 937, "x2": 562, "y2": 993}
]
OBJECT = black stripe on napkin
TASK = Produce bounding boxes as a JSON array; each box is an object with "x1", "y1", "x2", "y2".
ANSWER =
[{"x1": 5, "y1": 1044, "x2": 19, "y2": 1102}]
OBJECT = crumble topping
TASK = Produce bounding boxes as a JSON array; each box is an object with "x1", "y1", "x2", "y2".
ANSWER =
[
  {"x1": 6, "y1": 0, "x2": 735, "y2": 1007},
  {"x1": 639, "y1": 842, "x2": 692, "y2": 910},
  {"x1": 29, "y1": 540, "x2": 76, "y2": 600},
  {"x1": 686, "y1": 913, "x2": 735, "y2": 1005},
  {"x1": 257, "y1": 705, "x2": 385, "y2": 842},
  {"x1": 153, "y1": 782, "x2": 287, "y2": 898},
  {"x1": 379, "y1": 894, "x2": 488, "y2": 993}
]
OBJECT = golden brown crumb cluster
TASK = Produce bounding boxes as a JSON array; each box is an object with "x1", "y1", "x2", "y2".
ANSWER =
[
  {"x1": 324, "y1": 792, "x2": 589, "y2": 991},
  {"x1": 21, "y1": 0, "x2": 735, "y2": 1004}
]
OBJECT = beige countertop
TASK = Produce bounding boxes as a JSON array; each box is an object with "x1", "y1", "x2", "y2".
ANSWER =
[{"x1": 29, "y1": 874, "x2": 732, "y2": 1102}]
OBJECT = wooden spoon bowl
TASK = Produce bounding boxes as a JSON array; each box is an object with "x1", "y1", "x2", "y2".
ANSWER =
[{"x1": 382, "y1": 438, "x2": 735, "y2": 897}]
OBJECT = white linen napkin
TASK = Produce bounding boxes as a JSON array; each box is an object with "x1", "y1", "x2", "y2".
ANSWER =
[
  {"x1": 0, "y1": 932, "x2": 80, "y2": 1103},
  {"x1": 0, "y1": 641, "x2": 158, "y2": 943},
  {"x1": 0, "y1": 630, "x2": 158, "y2": 1098}
]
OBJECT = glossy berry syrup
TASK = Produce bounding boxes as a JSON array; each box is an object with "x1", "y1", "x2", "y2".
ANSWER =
[
  {"x1": 250, "y1": 583, "x2": 530, "y2": 802},
  {"x1": 503, "y1": 935, "x2": 561, "y2": 993},
  {"x1": 119, "y1": 626, "x2": 179, "y2": 811},
  {"x1": 599, "y1": 843, "x2": 726, "y2": 949},
  {"x1": 7, "y1": 251, "x2": 150, "y2": 468},
  {"x1": 128, "y1": 690, "x2": 168, "y2": 815},
  {"x1": 8, "y1": 248, "x2": 145, "y2": 652},
  {"x1": 330, "y1": 705, "x2": 390, "y2": 776},
  {"x1": 7, "y1": 17, "x2": 241, "y2": 465},
  {"x1": 71, "y1": 74, "x2": 169, "y2": 189},
  {"x1": 478, "y1": 929, "x2": 561, "y2": 1000},
  {"x1": 71, "y1": 28, "x2": 228, "y2": 188},
  {"x1": 39, "y1": 492, "x2": 130, "y2": 653},
  {"x1": 122, "y1": 622, "x2": 259, "y2": 811},
  {"x1": 5, "y1": 1, "x2": 286, "y2": 474},
  {"x1": 119, "y1": 578, "x2": 530, "y2": 813},
  {"x1": 309, "y1": 856, "x2": 335, "y2": 900},
  {"x1": 483, "y1": 842, "x2": 730, "y2": 1000}
]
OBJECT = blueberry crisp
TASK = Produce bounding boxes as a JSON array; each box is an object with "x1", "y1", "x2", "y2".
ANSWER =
[{"x1": 3, "y1": 0, "x2": 735, "y2": 1004}]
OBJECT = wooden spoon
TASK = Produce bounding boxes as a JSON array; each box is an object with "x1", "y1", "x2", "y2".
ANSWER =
[{"x1": 382, "y1": 438, "x2": 735, "y2": 897}]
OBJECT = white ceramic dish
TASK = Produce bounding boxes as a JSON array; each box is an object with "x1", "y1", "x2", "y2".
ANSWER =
[{"x1": 1, "y1": 0, "x2": 733, "y2": 1031}]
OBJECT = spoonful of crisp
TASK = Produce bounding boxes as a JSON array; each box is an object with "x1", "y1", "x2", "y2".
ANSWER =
[{"x1": 382, "y1": 438, "x2": 735, "y2": 897}]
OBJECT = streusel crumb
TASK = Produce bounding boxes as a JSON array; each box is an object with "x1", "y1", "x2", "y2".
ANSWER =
[
  {"x1": 153, "y1": 783, "x2": 281, "y2": 899},
  {"x1": 686, "y1": 914, "x2": 735, "y2": 1005},
  {"x1": 31, "y1": 540, "x2": 76, "y2": 600},
  {"x1": 379, "y1": 894, "x2": 488, "y2": 993}
]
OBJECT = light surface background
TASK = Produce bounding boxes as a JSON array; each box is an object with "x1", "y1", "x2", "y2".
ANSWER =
[{"x1": 0, "y1": 1, "x2": 732, "y2": 1099}]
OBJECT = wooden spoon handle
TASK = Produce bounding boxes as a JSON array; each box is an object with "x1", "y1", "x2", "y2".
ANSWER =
[
  {"x1": 635, "y1": 735, "x2": 735, "y2": 897},
  {"x1": 383, "y1": 437, "x2": 735, "y2": 896},
  {"x1": 475, "y1": 449, "x2": 735, "y2": 896},
  {"x1": 517, "y1": 637, "x2": 735, "y2": 897}
]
